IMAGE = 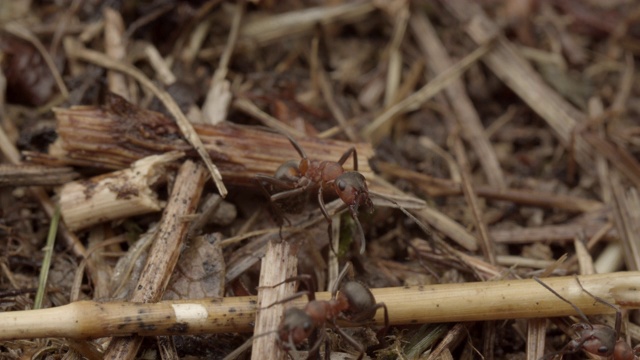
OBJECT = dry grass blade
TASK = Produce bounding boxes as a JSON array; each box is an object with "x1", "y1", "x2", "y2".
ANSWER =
[
  {"x1": 583, "y1": 132, "x2": 640, "y2": 190},
  {"x1": 33, "y1": 206, "x2": 60, "y2": 310},
  {"x1": 232, "y1": 97, "x2": 307, "y2": 138},
  {"x1": 441, "y1": 0, "x2": 594, "y2": 171},
  {"x1": 240, "y1": 2, "x2": 375, "y2": 45},
  {"x1": 410, "y1": 11, "x2": 505, "y2": 189},
  {"x1": 526, "y1": 319, "x2": 546, "y2": 360},
  {"x1": 610, "y1": 174, "x2": 640, "y2": 271},
  {"x1": 363, "y1": 40, "x2": 493, "y2": 139},
  {"x1": 377, "y1": 161, "x2": 604, "y2": 213}
]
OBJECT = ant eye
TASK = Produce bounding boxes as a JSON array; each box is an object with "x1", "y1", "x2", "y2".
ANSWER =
[
  {"x1": 598, "y1": 346, "x2": 608, "y2": 354},
  {"x1": 337, "y1": 180, "x2": 347, "y2": 191}
]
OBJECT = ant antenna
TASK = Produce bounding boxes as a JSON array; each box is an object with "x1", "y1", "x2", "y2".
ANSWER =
[
  {"x1": 574, "y1": 275, "x2": 622, "y2": 336},
  {"x1": 368, "y1": 192, "x2": 432, "y2": 238},
  {"x1": 222, "y1": 330, "x2": 278, "y2": 360},
  {"x1": 281, "y1": 132, "x2": 307, "y2": 160},
  {"x1": 330, "y1": 262, "x2": 352, "y2": 296},
  {"x1": 533, "y1": 276, "x2": 590, "y2": 323}
]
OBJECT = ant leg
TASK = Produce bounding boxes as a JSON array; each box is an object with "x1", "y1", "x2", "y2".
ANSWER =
[
  {"x1": 261, "y1": 274, "x2": 317, "y2": 304},
  {"x1": 329, "y1": 262, "x2": 352, "y2": 298},
  {"x1": 361, "y1": 302, "x2": 389, "y2": 355},
  {"x1": 333, "y1": 325, "x2": 365, "y2": 360},
  {"x1": 265, "y1": 274, "x2": 314, "y2": 290},
  {"x1": 349, "y1": 205, "x2": 366, "y2": 255},
  {"x1": 318, "y1": 187, "x2": 340, "y2": 256},
  {"x1": 306, "y1": 328, "x2": 325, "y2": 360},
  {"x1": 255, "y1": 174, "x2": 297, "y2": 191},
  {"x1": 574, "y1": 275, "x2": 622, "y2": 336},
  {"x1": 320, "y1": 186, "x2": 366, "y2": 255},
  {"x1": 374, "y1": 302, "x2": 389, "y2": 340},
  {"x1": 533, "y1": 277, "x2": 590, "y2": 323},
  {"x1": 317, "y1": 187, "x2": 332, "y2": 223},
  {"x1": 255, "y1": 175, "x2": 296, "y2": 229},
  {"x1": 260, "y1": 291, "x2": 310, "y2": 310},
  {"x1": 337, "y1": 147, "x2": 357, "y2": 171},
  {"x1": 271, "y1": 185, "x2": 310, "y2": 203}
]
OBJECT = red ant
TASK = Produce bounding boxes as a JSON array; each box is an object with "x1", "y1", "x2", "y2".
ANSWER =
[
  {"x1": 267, "y1": 262, "x2": 389, "y2": 359},
  {"x1": 534, "y1": 276, "x2": 640, "y2": 360},
  {"x1": 256, "y1": 133, "x2": 374, "y2": 254}
]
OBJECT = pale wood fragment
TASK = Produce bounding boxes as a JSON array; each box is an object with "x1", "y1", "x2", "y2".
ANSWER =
[
  {"x1": 59, "y1": 151, "x2": 184, "y2": 231},
  {"x1": 251, "y1": 241, "x2": 297, "y2": 360}
]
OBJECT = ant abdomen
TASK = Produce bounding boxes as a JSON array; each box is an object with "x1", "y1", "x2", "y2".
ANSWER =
[
  {"x1": 338, "y1": 281, "x2": 377, "y2": 322},
  {"x1": 274, "y1": 160, "x2": 302, "y2": 183}
]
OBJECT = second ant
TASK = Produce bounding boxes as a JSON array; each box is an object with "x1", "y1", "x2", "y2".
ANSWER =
[
  {"x1": 267, "y1": 262, "x2": 389, "y2": 359},
  {"x1": 534, "y1": 276, "x2": 639, "y2": 360}
]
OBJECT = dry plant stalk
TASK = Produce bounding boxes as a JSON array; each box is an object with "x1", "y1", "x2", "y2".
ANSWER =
[
  {"x1": 59, "y1": 151, "x2": 184, "y2": 231},
  {"x1": 42, "y1": 94, "x2": 374, "y2": 187},
  {"x1": 1, "y1": 272, "x2": 638, "y2": 341},
  {"x1": 0, "y1": 164, "x2": 78, "y2": 186},
  {"x1": 377, "y1": 161, "x2": 604, "y2": 213}
]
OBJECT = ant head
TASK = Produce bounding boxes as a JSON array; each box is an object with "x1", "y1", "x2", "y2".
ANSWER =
[
  {"x1": 278, "y1": 308, "x2": 314, "y2": 348},
  {"x1": 338, "y1": 281, "x2": 377, "y2": 322},
  {"x1": 334, "y1": 172, "x2": 373, "y2": 213},
  {"x1": 574, "y1": 323, "x2": 617, "y2": 357},
  {"x1": 613, "y1": 340, "x2": 638, "y2": 360},
  {"x1": 275, "y1": 160, "x2": 302, "y2": 182}
]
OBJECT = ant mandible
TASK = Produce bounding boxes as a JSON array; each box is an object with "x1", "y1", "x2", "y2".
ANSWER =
[
  {"x1": 256, "y1": 133, "x2": 374, "y2": 254},
  {"x1": 268, "y1": 262, "x2": 389, "y2": 359},
  {"x1": 534, "y1": 276, "x2": 640, "y2": 360}
]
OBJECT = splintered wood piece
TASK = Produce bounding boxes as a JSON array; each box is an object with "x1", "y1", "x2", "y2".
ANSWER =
[
  {"x1": 59, "y1": 151, "x2": 184, "y2": 231},
  {"x1": 103, "y1": 160, "x2": 207, "y2": 359},
  {"x1": 252, "y1": 241, "x2": 297, "y2": 360},
  {"x1": 44, "y1": 94, "x2": 374, "y2": 187}
]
